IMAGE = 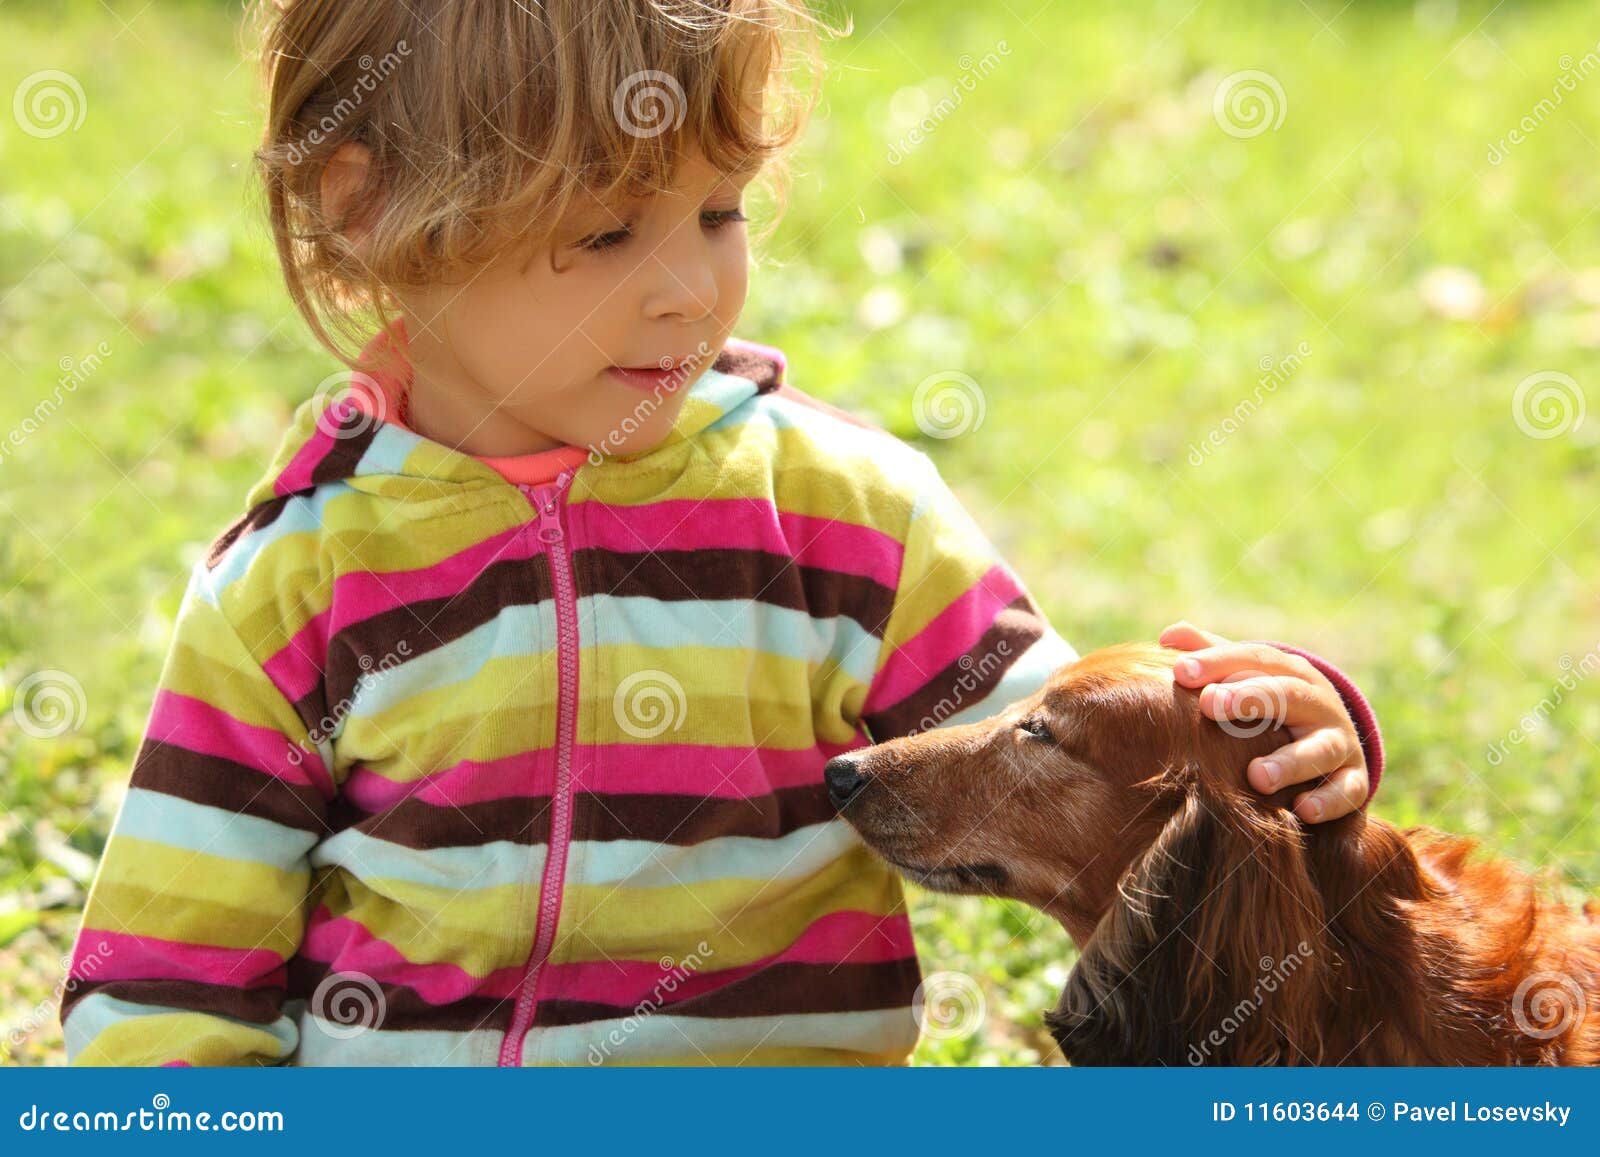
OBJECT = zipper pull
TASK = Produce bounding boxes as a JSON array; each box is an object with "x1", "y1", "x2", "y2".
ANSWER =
[{"x1": 535, "y1": 487, "x2": 563, "y2": 544}]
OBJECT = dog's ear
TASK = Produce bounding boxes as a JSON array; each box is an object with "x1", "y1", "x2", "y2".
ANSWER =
[{"x1": 1046, "y1": 772, "x2": 1331, "y2": 1065}]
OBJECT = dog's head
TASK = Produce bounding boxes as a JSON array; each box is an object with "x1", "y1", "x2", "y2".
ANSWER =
[
  {"x1": 829, "y1": 641, "x2": 1415, "y2": 1065},
  {"x1": 828, "y1": 642, "x2": 1294, "y2": 928}
]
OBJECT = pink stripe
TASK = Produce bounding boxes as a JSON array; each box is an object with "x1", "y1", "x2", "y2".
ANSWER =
[
  {"x1": 149, "y1": 691, "x2": 334, "y2": 800},
  {"x1": 341, "y1": 740, "x2": 858, "y2": 812},
  {"x1": 863, "y1": 563, "x2": 1027, "y2": 713},
  {"x1": 301, "y1": 911, "x2": 525, "y2": 1004},
  {"x1": 297, "y1": 908, "x2": 910, "y2": 1008},
  {"x1": 263, "y1": 524, "x2": 540, "y2": 684},
  {"x1": 325, "y1": 524, "x2": 535, "y2": 639},
  {"x1": 261, "y1": 606, "x2": 331, "y2": 707},
  {"x1": 272, "y1": 419, "x2": 341, "y2": 499},
  {"x1": 77, "y1": 929, "x2": 286, "y2": 989},
  {"x1": 542, "y1": 909, "x2": 914, "y2": 1008},
  {"x1": 579, "y1": 498, "x2": 903, "y2": 588}
]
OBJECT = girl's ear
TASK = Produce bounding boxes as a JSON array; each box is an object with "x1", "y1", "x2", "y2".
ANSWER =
[
  {"x1": 1046, "y1": 774, "x2": 1331, "y2": 1066},
  {"x1": 319, "y1": 140, "x2": 376, "y2": 244}
]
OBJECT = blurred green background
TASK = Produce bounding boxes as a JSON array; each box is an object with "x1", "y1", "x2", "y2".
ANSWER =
[{"x1": 3, "y1": 0, "x2": 1598, "y2": 1065}]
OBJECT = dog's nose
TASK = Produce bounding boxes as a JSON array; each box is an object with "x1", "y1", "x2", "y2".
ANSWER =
[{"x1": 824, "y1": 755, "x2": 868, "y2": 808}]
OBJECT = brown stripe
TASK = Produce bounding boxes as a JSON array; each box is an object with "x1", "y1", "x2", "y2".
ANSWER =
[
  {"x1": 865, "y1": 594, "x2": 1047, "y2": 741},
  {"x1": 323, "y1": 553, "x2": 553, "y2": 714},
  {"x1": 325, "y1": 784, "x2": 834, "y2": 850},
  {"x1": 533, "y1": 957, "x2": 923, "y2": 1026},
  {"x1": 579, "y1": 547, "x2": 895, "y2": 638},
  {"x1": 286, "y1": 957, "x2": 514, "y2": 1034},
  {"x1": 309, "y1": 410, "x2": 378, "y2": 488},
  {"x1": 61, "y1": 976, "x2": 286, "y2": 1027},
  {"x1": 282, "y1": 956, "x2": 920, "y2": 1036},
  {"x1": 204, "y1": 496, "x2": 293, "y2": 571},
  {"x1": 135, "y1": 741, "x2": 331, "y2": 835},
  {"x1": 713, "y1": 345, "x2": 783, "y2": 394}
]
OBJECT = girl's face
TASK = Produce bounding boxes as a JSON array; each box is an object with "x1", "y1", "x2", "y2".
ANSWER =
[{"x1": 393, "y1": 147, "x2": 755, "y2": 459}]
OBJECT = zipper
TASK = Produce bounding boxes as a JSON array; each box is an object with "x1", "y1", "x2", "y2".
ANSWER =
[{"x1": 498, "y1": 467, "x2": 580, "y2": 1067}]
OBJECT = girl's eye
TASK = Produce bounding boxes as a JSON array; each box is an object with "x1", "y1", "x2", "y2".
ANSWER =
[
  {"x1": 575, "y1": 209, "x2": 744, "y2": 253},
  {"x1": 702, "y1": 207, "x2": 747, "y2": 230},
  {"x1": 578, "y1": 228, "x2": 631, "y2": 252},
  {"x1": 1017, "y1": 717, "x2": 1055, "y2": 743}
]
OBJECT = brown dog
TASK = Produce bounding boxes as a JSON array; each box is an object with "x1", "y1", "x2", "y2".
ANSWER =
[{"x1": 826, "y1": 642, "x2": 1600, "y2": 1065}]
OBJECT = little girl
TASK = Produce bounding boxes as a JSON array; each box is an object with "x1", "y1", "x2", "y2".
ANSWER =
[{"x1": 61, "y1": 0, "x2": 1382, "y2": 1066}]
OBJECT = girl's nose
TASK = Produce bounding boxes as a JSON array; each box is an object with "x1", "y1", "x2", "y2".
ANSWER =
[{"x1": 640, "y1": 234, "x2": 719, "y2": 322}]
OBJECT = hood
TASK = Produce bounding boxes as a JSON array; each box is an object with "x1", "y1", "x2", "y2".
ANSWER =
[{"x1": 243, "y1": 335, "x2": 786, "y2": 512}]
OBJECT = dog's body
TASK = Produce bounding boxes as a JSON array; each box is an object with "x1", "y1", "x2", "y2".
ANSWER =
[{"x1": 826, "y1": 642, "x2": 1600, "y2": 1065}]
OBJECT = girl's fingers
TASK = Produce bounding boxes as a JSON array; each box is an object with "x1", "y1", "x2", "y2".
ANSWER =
[
  {"x1": 1291, "y1": 764, "x2": 1370, "y2": 823},
  {"x1": 1247, "y1": 726, "x2": 1360, "y2": 793},
  {"x1": 1172, "y1": 642, "x2": 1322, "y2": 689},
  {"x1": 1196, "y1": 675, "x2": 1329, "y2": 731},
  {"x1": 1159, "y1": 621, "x2": 1231, "y2": 652}
]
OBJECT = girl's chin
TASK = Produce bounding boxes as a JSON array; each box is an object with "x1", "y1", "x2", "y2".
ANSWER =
[{"x1": 577, "y1": 405, "x2": 683, "y2": 459}]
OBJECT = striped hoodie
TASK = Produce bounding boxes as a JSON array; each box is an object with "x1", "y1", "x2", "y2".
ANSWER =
[{"x1": 60, "y1": 334, "x2": 1383, "y2": 1066}]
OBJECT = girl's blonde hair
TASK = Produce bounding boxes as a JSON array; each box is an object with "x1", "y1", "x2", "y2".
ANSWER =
[{"x1": 246, "y1": 0, "x2": 839, "y2": 366}]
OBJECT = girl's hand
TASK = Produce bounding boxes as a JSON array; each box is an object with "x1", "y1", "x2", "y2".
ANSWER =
[{"x1": 1158, "y1": 621, "x2": 1368, "y2": 823}]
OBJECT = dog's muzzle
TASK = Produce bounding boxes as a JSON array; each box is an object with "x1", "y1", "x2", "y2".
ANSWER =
[{"x1": 824, "y1": 754, "x2": 868, "y2": 809}]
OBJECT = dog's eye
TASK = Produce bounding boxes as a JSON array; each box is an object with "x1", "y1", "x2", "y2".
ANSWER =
[{"x1": 1016, "y1": 717, "x2": 1055, "y2": 743}]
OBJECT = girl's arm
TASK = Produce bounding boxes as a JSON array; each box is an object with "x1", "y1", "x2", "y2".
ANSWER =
[{"x1": 61, "y1": 554, "x2": 330, "y2": 1066}]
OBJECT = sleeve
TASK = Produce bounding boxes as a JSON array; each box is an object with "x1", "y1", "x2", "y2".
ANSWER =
[
  {"x1": 1250, "y1": 639, "x2": 1386, "y2": 804},
  {"x1": 60, "y1": 554, "x2": 334, "y2": 1066},
  {"x1": 850, "y1": 451, "x2": 1077, "y2": 743}
]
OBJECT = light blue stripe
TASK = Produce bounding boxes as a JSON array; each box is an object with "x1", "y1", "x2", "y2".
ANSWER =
[
  {"x1": 344, "y1": 603, "x2": 555, "y2": 721},
  {"x1": 287, "y1": 1006, "x2": 496, "y2": 1066},
  {"x1": 113, "y1": 788, "x2": 319, "y2": 869},
  {"x1": 65, "y1": 992, "x2": 298, "y2": 1062},
  {"x1": 532, "y1": 1007, "x2": 919, "y2": 1065},
  {"x1": 308, "y1": 831, "x2": 544, "y2": 893},
  {"x1": 302, "y1": 821, "x2": 853, "y2": 893},
  {"x1": 935, "y1": 628, "x2": 1079, "y2": 730},
  {"x1": 286, "y1": 1006, "x2": 919, "y2": 1065},
  {"x1": 196, "y1": 486, "x2": 348, "y2": 603},
  {"x1": 581, "y1": 593, "x2": 878, "y2": 682},
  {"x1": 355, "y1": 422, "x2": 428, "y2": 477},
  {"x1": 580, "y1": 820, "x2": 857, "y2": 888}
]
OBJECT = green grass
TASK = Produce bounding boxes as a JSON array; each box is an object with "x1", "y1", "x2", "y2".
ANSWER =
[{"x1": 3, "y1": 0, "x2": 1599, "y2": 1066}]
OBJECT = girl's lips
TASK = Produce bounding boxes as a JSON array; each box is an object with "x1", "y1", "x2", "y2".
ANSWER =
[{"x1": 606, "y1": 364, "x2": 693, "y2": 393}]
